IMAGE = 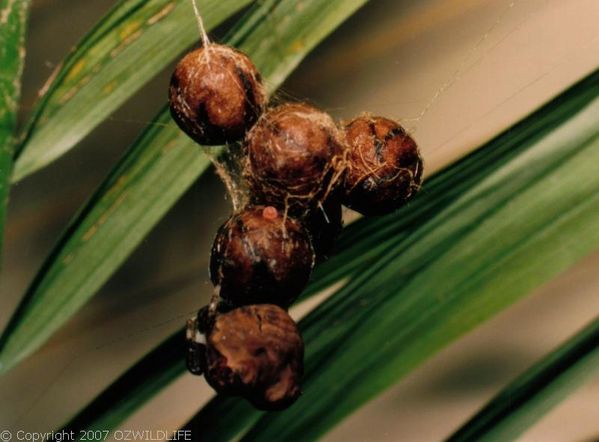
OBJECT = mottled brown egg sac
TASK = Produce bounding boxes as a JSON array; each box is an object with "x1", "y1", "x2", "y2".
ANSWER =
[
  {"x1": 244, "y1": 103, "x2": 347, "y2": 209},
  {"x1": 304, "y1": 194, "x2": 343, "y2": 261},
  {"x1": 169, "y1": 44, "x2": 267, "y2": 145},
  {"x1": 204, "y1": 304, "x2": 304, "y2": 410},
  {"x1": 342, "y1": 115, "x2": 423, "y2": 216},
  {"x1": 210, "y1": 206, "x2": 314, "y2": 309}
]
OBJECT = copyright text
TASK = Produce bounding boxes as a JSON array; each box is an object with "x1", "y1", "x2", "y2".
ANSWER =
[{"x1": 0, "y1": 430, "x2": 192, "y2": 441}]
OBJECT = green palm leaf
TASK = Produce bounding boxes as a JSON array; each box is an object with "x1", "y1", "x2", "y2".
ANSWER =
[
  {"x1": 62, "y1": 68, "x2": 599, "y2": 438},
  {"x1": 0, "y1": 0, "x2": 370, "y2": 374},
  {"x1": 0, "y1": 0, "x2": 30, "y2": 260}
]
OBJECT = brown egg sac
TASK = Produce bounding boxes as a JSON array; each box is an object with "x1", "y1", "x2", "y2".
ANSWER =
[
  {"x1": 342, "y1": 115, "x2": 423, "y2": 216},
  {"x1": 169, "y1": 44, "x2": 267, "y2": 145},
  {"x1": 304, "y1": 195, "x2": 343, "y2": 261},
  {"x1": 204, "y1": 304, "x2": 304, "y2": 410},
  {"x1": 244, "y1": 103, "x2": 346, "y2": 209},
  {"x1": 210, "y1": 206, "x2": 314, "y2": 309}
]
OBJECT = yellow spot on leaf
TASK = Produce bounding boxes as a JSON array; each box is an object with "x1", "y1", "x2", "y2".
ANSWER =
[
  {"x1": 119, "y1": 21, "x2": 142, "y2": 41},
  {"x1": 290, "y1": 40, "x2": 305, "y2": 53},
  {"x1": 65, "y1": 60, "x2": 86, "y2": 83},
  {"x1": 103, "y1": 80, "x2": 118, "y2": 95},
  {"x1": 111, "y1": 29, "x2": 143, "y2": 58},
  {"x1": 82, "y1": 225, "x2": 98, "y2": 242}
]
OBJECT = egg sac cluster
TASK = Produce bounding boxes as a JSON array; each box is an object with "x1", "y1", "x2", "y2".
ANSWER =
[{"x1": 169, "y1": 43, "x2": 423, "y2": 411}]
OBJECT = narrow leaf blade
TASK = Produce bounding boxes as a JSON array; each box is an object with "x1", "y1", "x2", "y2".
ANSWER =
[
  {"x1": 0, "y1": 0, "x2": 30, "y2": 259},
  {"x1": 447, "y1": 317, "x2": 599, "y2": 442}
]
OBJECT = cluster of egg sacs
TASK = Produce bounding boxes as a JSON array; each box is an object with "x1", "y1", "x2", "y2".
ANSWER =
[{"x1": 169, "y1": 44, "x2": 423, "y2": 410}]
